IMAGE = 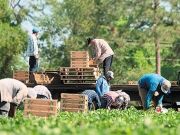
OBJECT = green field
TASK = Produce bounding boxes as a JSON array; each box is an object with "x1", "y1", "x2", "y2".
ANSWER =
[{"x1": 0, "y1": 107, "x2": 180, "y2": 135}]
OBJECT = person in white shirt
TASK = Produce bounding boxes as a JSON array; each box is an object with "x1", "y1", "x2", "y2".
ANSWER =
[
  {"x1": 0, "y1": 78, "x2": 28, "y2": 117},
  {"x1": 26, "y1": 28, "x2": 39, "y2": 72}
]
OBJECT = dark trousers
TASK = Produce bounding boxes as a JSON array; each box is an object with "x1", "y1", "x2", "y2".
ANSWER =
[
  {"x1": 29, "y1": 56, "x2": 38, "y2": 72},
  {"x1": 103, "y1": 55, "x2": 113, "y2": 78},
  {"x1": 37, "y1": 94, "x2": 48, "y2": 99},
  {"x1": 0, "y1": 101, "x2": 10, "y2": 117}
]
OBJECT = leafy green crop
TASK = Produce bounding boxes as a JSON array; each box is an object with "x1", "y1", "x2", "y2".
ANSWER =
[{"x1": 0, "y1": 107, "x2": 180, "y2": 135}]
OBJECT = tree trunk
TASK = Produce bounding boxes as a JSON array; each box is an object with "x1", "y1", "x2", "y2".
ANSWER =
[{"x1": 154, "y1": 0, "x2": 161, "y2": 74}]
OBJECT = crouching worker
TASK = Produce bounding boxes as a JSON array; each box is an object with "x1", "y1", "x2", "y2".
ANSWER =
[
  {"x1": 102, "y1": 91, "x2": 128, "y2": 110},
  {"x1": 81, "y1": 90, "x2": 101, "y2": 110},
  {"x1": 33, "y1": 85, "x2": 52, "y2": 99},
  {"x1": 116, "y1": 90, "x2": 130, "y2": 110},
  {"x1": 138, "y1": 73, "x2": 171, "y2": 110},
  {"x1": 0, "y1": 78, "x2": 28, "y2": 117}
]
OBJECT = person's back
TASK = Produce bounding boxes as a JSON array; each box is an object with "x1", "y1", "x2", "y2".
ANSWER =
[
  {"x1": 96, "y1": 76, "x2": 110, "y2": 97},
  {"x1": 81, "y1": 90, "x2": 101, "y2": 110},
  {"x1": 0, "y1": 78, "x2": 28, "y2": 117},
  {"x1": 33, "y1": 85, "x2": 52, "y2": 99},
  {"x1": 138, "y1": 73, "x2": 165, "y2": 90},
  {"x1": 0, "y1": 78, "x2": 28, "y2": 104}
]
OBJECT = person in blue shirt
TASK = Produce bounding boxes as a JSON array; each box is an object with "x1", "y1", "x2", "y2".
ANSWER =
[
  {"x1": 81, "y1": 90, "x2": 101, "y2": 110},
  {"x1": 138, "y1": 73, "x2": 171, "y2": 110},
  {"x1": 96, "y1": 71, "x2": 114, "y2": 99}
]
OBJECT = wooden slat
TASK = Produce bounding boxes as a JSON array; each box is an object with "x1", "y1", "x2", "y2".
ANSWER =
[
  {"x1": 24, "y1": 104, "x2": 57, "y2": 112},
  {"x1": 60, "y1": 103, "x2": 88, "y2": 109},
  {"x1": 24, "y1": 110, "x2": 57, "y2": 118},
  {"x1": 60, "y1": 99, "x2": 88, "y2": 104},
  {"x1": 61, "y1": 93, "x2": 88, "y2": 100},
  {"x1": 60, "y1": 108, "x2": 87, "y2": 113},
  {"x1": 25, "y1": 98, "x2": 57, "y2": 106}
]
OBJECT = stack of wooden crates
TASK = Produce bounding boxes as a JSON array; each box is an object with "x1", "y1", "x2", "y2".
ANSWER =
[
  {"x1": 24, "y1": 98, "x2": 58, "y2": 118},
  {"x1": 60, "y1": 93, "x2": 88, "y2": 113},
  {"x1": 13, "y1": 70, "x2": 29, "y2": 83},
  {"x1": 70, "y1": 51, "x2": 89, "y2": 67},
  {"x1": 60, "y1": 51, "x2": 101, "y2": 84}
]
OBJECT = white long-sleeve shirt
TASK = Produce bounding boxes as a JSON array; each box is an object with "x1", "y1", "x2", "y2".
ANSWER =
[
  {"x1": 0, "y1": 78, "x2": 28, "y2": 105},
  {"x1": 26, "y1": 34, "x2": 38, "y2": 57}
]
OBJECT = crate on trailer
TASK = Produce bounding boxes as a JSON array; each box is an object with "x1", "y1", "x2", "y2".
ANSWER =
[
  {"x1": 60, "y1": 93, "x2": 88, "y2": 113},
  {"x1": 13, "y1": 70, "x2": 29, "y2": 83},
  {"x1": 24, "y1": 98, "x2": 58, "y2": 118},
  {"x1": 70, "y1": 51, "x2": 89, "y2": 58},
  {"x1": 31, "y1": 72, "x2": 54, "y2": 84}
]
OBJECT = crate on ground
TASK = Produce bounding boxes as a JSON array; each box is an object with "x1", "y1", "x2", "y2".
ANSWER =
[
  {"x1": 13, "y1": 70, "x2": 29, "y2": 83},
  {"x1": 24, "y1": 98, "x2": 58, "y2": 118},
  {"x1": 60, "y1": 93, "x2": 88, "y2": 113}
]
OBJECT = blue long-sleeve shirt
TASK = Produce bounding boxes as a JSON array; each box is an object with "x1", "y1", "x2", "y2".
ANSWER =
[
  {"x1": 81, "y1": 90, "x2": 101, "y2": 108},
  {"x1": 96, "y1": 76, "x2": 110, "y2": 97},
  {"x1": 138, "y1": 73, "x2": 170, "y2": 109}
]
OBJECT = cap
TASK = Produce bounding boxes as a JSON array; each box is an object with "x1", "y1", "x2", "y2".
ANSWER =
[
  {"x1": 161, "y1": 80, "x2": 171, "y2": 94},
  {"x1": 32, "y1": 28, "x2": 39, "y2": 33},
  {"x1": 27, "y1": 87, "x2": 37, "y2": 99},
  {"x1": 86, "y1": 37, "x2": 94, "y2": 45},
  {"x1": 116, "y1": 96, "x2": 124, "y2": 105},
  {"x1": 107, "y1": 71, "x2": 114, "y2": 78}
]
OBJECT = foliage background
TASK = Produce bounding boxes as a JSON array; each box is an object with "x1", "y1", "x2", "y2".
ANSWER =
[{"x1": 0, "y1": 0, "x2": 180, "y2": 84}]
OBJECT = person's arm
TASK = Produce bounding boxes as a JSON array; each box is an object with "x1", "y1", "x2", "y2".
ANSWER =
[
  {"x1": 95, "y1": 94, "x2": 101, "y2": 109},
  {"x1": 106, "y1": 97, "x2": 113, "y2": 110},
  {"x1": 94, "y1": 43, "x2": 102, "y2": 62},
  {"x1": 144, "y1": 90, "x2": 154, "y2": 110},
  {"x1": 96, "y1": 78, "x2": 103, "y2": 97},
  {"x1": 12, "y1": 88, "x2": 28, "y2": 105},
  {"x1": 33, "y1": 36, "x2": 38, "y2": 59},
  {"x1": 157, "y1": 95, "x2": 164, "y2": 105},
  {"x1": 8, "y1": 103, "x2": 17, "y2": 118}
]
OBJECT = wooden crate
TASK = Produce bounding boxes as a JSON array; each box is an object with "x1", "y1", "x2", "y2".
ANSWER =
[
  {"x1": 24, "y1": 98, "x2": 58, "y2": 118},
  {"x1": 13, "y1": 70, "x2": 29, "y2": 83},
  {"x1": 70, "y1": 51, "x2": 89, "y2": 58},
  {"x1": 61, "y1": 93, "x2": 88, "y2": 100},
  {"x1": 60, "y1": 93, "x2": 88, "y2": 113}
]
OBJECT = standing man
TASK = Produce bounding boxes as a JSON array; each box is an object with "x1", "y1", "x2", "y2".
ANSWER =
[
  {"x1": 87, "y1": 37, "x2": 114, "y2": 78},
  {"x1": 26, "y1": 28, "x2": 39, "y2": 72},
  {"x1": 0, "y1": 78, "x2": 28, "y2": 117},
  {"x1": 102, "y1": 91, "x2": 125, "y2": 110},
  {"x1": 138, "y1": 73, "x2": 171, "y2": 110},
  {"x1": 33, "y1": 85, "x2": 52, "y2": 99},
  {"x1": 96, "y1": 71, "x2": 114, "y2": 99},
  {"x1": 80, "y1": 90, "x2": 101, "y2": 110}
]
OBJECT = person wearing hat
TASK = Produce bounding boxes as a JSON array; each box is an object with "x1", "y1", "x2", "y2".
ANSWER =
[
  {"x1": 96, "y1": 71, "x2": 114, "y2": 99},
  {"x1": 26, "y1": 28, "x2": 39, "y2": 72},
  {"x1": 102, "y1": 91, "x2": 125, "y2": 110},
  {"x1": 0, "y1": 78, "x2": 28, "y2": 117},
  {"x1": 138, "y1": 73, "x2": 171, "y2": 110},
  {"x1": 116, "y1": 90, "x2": 130, "y2": 110},
  {"x1": 86, "y1": 37, "x2": 114, "y2": 79},
  {"x1": 33, "y1": 85, "x2": 52, "y2": 99}
]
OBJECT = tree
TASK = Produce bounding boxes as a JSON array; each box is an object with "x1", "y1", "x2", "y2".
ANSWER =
[{"x1": 0, "y1": 0, "x2": 28, "y2": 78}]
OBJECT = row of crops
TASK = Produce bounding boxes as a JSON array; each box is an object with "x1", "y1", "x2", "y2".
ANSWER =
[{"x1": 0, "y1": 107, "x2": 180, "y2": 135}]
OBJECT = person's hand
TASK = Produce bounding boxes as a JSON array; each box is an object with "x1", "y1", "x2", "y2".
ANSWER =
[{"x1": 35, "y1": 56, "x2": 38, "y2": 60}]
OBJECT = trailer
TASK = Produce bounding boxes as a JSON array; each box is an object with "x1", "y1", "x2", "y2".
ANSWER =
[{"x1": 13, "y1": 70, "x2": 180, "y2": 110}]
